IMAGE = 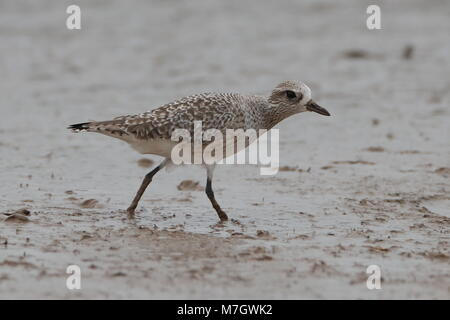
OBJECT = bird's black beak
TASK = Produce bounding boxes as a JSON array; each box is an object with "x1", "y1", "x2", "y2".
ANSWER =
[{"x1": 306, "y1": 100, "x2": 330, "y2": 116}]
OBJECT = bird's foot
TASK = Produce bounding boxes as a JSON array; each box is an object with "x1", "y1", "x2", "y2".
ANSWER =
[
  {"x1": 217, "y1": 210, "x2": 228, "y2": 222},
  {"x1": 126, "y1": 206, "x2": 136, "y2": 217}
]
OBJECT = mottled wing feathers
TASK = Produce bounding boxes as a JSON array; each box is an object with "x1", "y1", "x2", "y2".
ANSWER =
[{"x1": 70, "y1": 93, "x2": 247, "y2": 141}]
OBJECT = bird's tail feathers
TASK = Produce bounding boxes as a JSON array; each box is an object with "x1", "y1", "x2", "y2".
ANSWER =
[
  {"x1": 68, "y1": 120, "x2": 130, "y2": 141},
  {"x1": 68, "y1": 122, "x2": 93, "y2": 132}
]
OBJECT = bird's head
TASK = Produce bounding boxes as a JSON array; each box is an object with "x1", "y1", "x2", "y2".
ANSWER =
[{"x1": 268, "y1": 80, "x2": 330, "y2": 117}]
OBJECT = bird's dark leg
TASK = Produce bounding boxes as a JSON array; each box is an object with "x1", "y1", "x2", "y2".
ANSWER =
[
  {"x1": 205, "y1": 165, "x2": 228, "y2": 221},
  {"x1": 127, "y1": 158, "x2": 167, "y2": 215}
]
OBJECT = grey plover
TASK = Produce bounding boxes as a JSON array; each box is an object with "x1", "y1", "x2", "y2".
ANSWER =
[{"x1": 69, "y1": 80, "x2": 330, "y2": 221}]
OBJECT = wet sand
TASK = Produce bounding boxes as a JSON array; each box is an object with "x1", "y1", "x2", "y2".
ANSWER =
[{"x1": 0, "y1": 0, "x2": 449, "y2": 299}]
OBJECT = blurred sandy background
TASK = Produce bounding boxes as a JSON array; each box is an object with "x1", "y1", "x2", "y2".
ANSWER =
[{"x1": 0, "y1": 0, "x2": 449, "y2": 299}]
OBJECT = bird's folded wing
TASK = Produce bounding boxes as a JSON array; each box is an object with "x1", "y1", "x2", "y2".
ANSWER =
[{"x1": 107, "y1": 93, "x2": 246, "y2": 141}]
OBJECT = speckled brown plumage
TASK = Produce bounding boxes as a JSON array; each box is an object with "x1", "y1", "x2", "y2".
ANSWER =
[
  {"x1": 68, "y1": 81, "x2": 330, "y2": 220},
  {"x1": 69, "y1": 81, "x2": 326, "y2": 146},
  {"x1": 70, "y1": 92, "x2": 259, "y2": 141}
]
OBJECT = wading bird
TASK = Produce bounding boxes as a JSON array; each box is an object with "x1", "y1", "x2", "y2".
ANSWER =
[{"x1": 69, "y1": 81, "x2": 330, "y2": 221}]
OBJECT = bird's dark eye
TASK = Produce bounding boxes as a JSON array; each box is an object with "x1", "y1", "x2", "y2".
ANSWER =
[{"x1": 286, "y1": 90, "x2": 296, "y2": 99}]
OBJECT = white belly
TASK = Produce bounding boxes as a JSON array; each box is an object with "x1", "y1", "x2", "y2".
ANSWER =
[
  {"x1": 129, "y1": 138, "x2": 177, "y2": 157},
  {"x1": 128, "y1": 135, "x2": 258, "y2": 164}
]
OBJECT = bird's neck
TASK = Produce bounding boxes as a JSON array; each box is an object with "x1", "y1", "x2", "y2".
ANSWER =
[{"x1": 260, "y1": 103, "x2": 298, "y2": 130}]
